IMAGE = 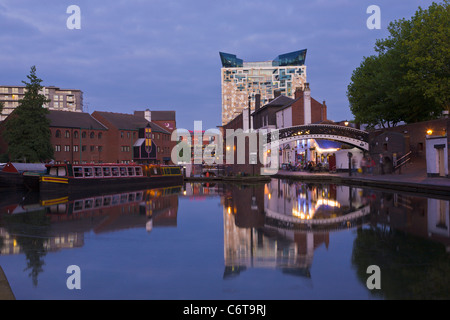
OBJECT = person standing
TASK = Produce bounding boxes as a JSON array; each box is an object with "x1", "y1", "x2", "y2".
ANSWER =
[{"x1": 379, "y1": 154, "x2": 384, "y2": 174}]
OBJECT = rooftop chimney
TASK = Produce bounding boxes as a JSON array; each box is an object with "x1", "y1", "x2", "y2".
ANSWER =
[
  {"x1": 304, "y1": 83, "x2": 311, "y2": 125},
  {"x1": 144, "y1": 109, "x2": 151, "y2": 122},
  {"x1": 255, "y1": 94, "x2": 261, "y2": 112}
]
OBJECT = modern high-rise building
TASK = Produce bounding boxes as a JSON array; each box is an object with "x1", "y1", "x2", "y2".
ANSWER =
[
  {"x1": 0, "y1": 85, "x2": 83, "y2": 121},
  {"x1": 219, "y1": 50, "x2": 307, "y2": 125}
]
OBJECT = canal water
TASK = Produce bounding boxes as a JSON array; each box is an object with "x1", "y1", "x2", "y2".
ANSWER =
[{"x1": 0, "y1": 179, "x2": 449, "y2": 300}]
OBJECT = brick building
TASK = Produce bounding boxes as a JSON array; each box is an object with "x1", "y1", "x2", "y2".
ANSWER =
[
  {"x1": 0, "y1": 109, "x2": 177, "y2": 165},
  {"x1": 369, "y1": 118, "x2": 449, "y2": 176},
  {"x1": 47, "y1": 110, "x2": 108, "y2": 164},
  {"x1": 91, "y1": 111, "x2": 176, "y2": 165},
  {"x1": 221, "y1": 83, "x2": 328, "y2": 175}
]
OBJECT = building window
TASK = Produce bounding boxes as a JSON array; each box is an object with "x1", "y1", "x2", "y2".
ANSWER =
[
  {"x1": 82, "y1": 145, "x2": 87, "y2": 152},
  {"x1": 121, "y1": 131, "x2": 124, "y2": 138},
  {"x1": 74, "y1": 131, "x2": 79, "y2": 139},
  {"x1": 90, "y1": 132, "x2": 95, "y2": 139},
  {"x1": 55, "y1": 145, "x2": 61, "y2": 152},
  {"x1": 82, "y1": 131, "x2": 86, "y2": 139},
  {"x1": 64, "y1": 145, "x2": 70, "y2": 152},
  {"x1": 65, "y1": 130, "x2": 70, "y2": 138},
  {"x1": 55, "y1": 130, "x2": 61, "y2": 138},
  {"x1": 98, "y1": 146, "x2": 103, "y2": 152},
  {"x1": 127, "y1": 132, "x2": 130, "y2": 138},
  {"x1": 98, "y1": 132, "x2": 102, "y2": 139},
  {"x1": 90, "y1": 146, "x2": 95, "y2": 152},
  {"x1": 74, "y1": 145, "x2": 79, "y2": 152}
]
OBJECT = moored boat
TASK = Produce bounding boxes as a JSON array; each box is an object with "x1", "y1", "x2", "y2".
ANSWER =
[
  {"x1": 0, "y1": 162, "x2": 46, "y2": 189},
  {"x1": 23, "y1": 163, "x2": 183, "y2": 196}
]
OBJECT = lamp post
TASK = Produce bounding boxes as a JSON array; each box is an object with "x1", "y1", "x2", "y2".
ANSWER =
[{"x1": 347, "y1": 152, "x2": 353, "y2": 176}]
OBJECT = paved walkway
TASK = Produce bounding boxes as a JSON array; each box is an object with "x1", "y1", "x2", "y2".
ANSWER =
[{"x1": 275, "y1": 160, "x2": 450, "y2": 196}]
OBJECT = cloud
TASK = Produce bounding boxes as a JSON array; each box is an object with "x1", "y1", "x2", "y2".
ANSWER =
[{"x1": 0, "y1": 0, "x2": 441, "y2": 129}]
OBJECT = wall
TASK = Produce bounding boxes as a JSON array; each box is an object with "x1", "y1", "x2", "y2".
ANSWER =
[{"x1": 426, "y1": 135, "x2": 448, "y2": 177}]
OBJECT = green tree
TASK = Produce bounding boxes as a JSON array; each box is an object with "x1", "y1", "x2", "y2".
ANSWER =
[
  {"x1": 348, "y1": 1, "x2": 449, "y2": 128},
  {"x1": 3, "y1": 66, "x2": 53, "y2": 162}
]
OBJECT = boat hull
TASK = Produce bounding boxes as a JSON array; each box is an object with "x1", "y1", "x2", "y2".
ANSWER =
[
  {"x1": 0, "y1": 171, "x2": 25, "y2": 189},
  {"x1": 38, "y1": 175, "x2": 184, "y2": 197}
]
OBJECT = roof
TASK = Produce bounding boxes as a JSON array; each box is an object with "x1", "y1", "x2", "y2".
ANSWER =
[
  {"x1": 47, "y1": 110, "x2": 107, "y2": 130},
  {"x1": 2, "y1": 162, "x2": 46, "y2": 173},
  {"x1": 93, "y1": 111, "x2": 170, "y2": 134},
  {"x1": 219, "y1": 49, "x2": 307, "y2": 68},
  {"x1": 252, "y1": 95, "x2": 295, "y2": 115}
]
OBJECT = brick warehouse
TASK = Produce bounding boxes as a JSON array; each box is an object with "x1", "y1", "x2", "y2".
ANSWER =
[{"x1": 0, "y1": 109, "x2": 177, "y2": 165}]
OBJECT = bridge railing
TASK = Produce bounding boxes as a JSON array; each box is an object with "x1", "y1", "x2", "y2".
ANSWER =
[{"x1": 265, "y1": 124, "x2": 369, "y2": 143}]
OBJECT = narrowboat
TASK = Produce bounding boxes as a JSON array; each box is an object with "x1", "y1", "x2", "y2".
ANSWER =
[
  {"x1": 0, "y1": 162, "x2": 46, "y2": 189},
  {"x1": 23, "y1": 163, "x2": 183, "y2": 195}
]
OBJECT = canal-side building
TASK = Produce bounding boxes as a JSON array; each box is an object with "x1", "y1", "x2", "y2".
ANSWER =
[
  {"x1": 0, "y1": 85, "x2": 83, "y2": 121},
  {"x1": 0, "y1": 109, "x2": 177, "y2": 165},
  {"x1": 47, "y1": 110, "x2": 108, "y2": 164},
  {"x1": 220, "y1": 50, "x2": 307, "y2": 125},
  {"x1": 369, "y1": 117, "x2": 449, "y2": 176},
  {"x1": 220, "y1": 83, "x2": 330, "y2": 175},
  {"x1": 91, "y1": 111, "x2": 176, "y2": 165}
]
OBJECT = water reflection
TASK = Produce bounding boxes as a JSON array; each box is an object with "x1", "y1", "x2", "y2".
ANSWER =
[
  {"x1": 221, "y1": 181, "x2": 372, "y2": 280},
  {"x1": 220, "y1": 180, "x2": 450, "y2": 299},
  {"x1": 0, "y1": 179, "x2": 449, "y2": 299}
]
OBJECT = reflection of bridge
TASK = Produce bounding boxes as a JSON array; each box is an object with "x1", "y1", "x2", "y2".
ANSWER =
[
  {"x1": 265, "y1": 205, "x2": 371, "y2": 231},
  {"x1": 266, "y1": 124, "x2": 369, "y2": 151}
]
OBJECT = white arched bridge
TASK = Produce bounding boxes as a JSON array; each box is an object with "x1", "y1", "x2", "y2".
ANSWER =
[{"x1": 265, "y1": 124, "x2": 369, "y2": 151}]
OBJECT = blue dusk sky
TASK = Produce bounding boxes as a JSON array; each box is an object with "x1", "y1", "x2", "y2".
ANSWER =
[{"x1": 0, "y1": 0, "x2": 440, "y2": 130}]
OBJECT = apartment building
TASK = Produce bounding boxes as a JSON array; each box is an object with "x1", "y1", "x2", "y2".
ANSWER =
[
  {"x1": 0, "y1": 85, "x2": 83, "y2": 121},
  {"x1": 220, "y1": 50, "x2": 307, "y2": 125}
]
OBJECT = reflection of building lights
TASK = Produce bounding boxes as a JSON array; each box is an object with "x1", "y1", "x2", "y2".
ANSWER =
[
  {"x1": 183, "y1": 190, "x2": 187, "y2": 195},
  {"x1": 268, "y1": 193, "x2": 271, "y2": 200},
  {"x1": 316, "y1": 199, "x2": 341, "y2": 208},
  {"x1": 292, "y1": 208, "x2": 311, "y2": 220},
  {"x1": 315, "y1": 146, "x2": 339, "y2": 154},
  {"x1": 227, "y1": 206, "x2": 231, "y2": 214}
]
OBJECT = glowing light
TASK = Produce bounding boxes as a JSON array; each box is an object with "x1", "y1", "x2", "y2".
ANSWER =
[{"x1": 427, "y1": 129, "x2": 433, "y2": 135}]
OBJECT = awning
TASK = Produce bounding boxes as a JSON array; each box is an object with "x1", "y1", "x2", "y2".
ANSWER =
[{"x1": 133, "y1": 138, "x2": 145, "y2": 147}]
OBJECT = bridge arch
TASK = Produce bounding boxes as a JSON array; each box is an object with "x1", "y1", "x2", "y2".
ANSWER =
[{"x1": 265, "y1": 124, "x2": 369, "y2": 151}]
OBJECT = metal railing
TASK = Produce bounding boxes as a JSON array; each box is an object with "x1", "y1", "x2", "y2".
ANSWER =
[{"x1": 394, "y1": 151, "x2": 412, "y2": 173}]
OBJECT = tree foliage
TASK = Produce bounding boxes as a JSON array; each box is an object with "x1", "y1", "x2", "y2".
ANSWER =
[
  {"x1": 3, "y1": 66, "x2": 54, "y2": 162},
  {"x1": 348, "y1": 1, "x2": 449, "y2": 128}
]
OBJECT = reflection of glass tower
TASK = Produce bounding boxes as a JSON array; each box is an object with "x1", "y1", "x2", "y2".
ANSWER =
[{"x1": 220, "y1": 50, "x2": 307, "y2": 125}]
